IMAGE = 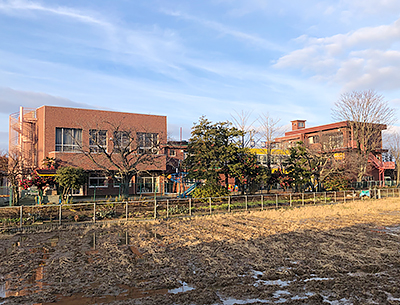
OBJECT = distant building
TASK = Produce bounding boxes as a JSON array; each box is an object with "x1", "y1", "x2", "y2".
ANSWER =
[{"x1": 272, "y1": 120, "x2": 394, "y2": 181}]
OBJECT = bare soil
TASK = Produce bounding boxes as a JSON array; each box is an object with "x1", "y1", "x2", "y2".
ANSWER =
[{"x1": 0, "y1": 198, "x2": 399, "y2": 304}]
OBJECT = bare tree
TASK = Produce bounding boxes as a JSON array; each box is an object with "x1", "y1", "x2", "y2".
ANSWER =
[
  {"x1": 78, "y1": 120, "x2": 164, "y2": 199},
  {"x1": 7, "y1": 149, "x2": 26, "y2": 205},
  {"x1": 230, "y1": 110, "x2": 257, "y2": 148},
  {"x1": 257, "y1": 113, "x2": 283, "y2": 172},
  {"x1": 385, "y1": 129, "x2": 400, "y2": 183},
  {"x1": 332, "y1": 90, "x2": 396, "y2": 181}
]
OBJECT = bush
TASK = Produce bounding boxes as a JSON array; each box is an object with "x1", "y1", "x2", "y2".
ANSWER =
[{"x1": 192, "y1": 183, "x2": 229, "y2": 199}]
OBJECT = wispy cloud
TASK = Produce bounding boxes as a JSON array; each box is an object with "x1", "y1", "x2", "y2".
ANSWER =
[
  {"x1": 274, "y1": 17, "x2": 400, "y2": 91},
  {"x1": 0, "y1": 0, "x2": 112, "y2": 28},
  {"x1": 163, "y1": 9, "x2": 285, "y2": 52}
]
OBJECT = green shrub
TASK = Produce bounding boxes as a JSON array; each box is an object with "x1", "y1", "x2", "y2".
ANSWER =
[{"x1": 192, "y1": 184, "x2": 229, "y2": 200}]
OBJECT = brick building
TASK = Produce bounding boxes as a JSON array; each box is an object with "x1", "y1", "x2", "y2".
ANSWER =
[
  {"x1": 272, "y1": 120, "x2": 394, "y2": 181},
  {"x1": 9, "y1": 106, "x2": 168, "y2": 196}
]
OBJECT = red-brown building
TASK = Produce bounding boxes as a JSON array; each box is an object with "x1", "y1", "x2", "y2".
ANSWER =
[
  {"x1": 274, "y1": 120, "x2": 394, "y2": 181},
  {"x1": 10, "y1": 106, "x2": 169, "y2": 196}
]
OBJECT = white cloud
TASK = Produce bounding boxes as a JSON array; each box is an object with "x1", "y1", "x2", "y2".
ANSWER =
[
  {"x1": 275, "y1": 17, "x2": 400, "y2": 91},
  {"x1": 163, "y1": 9, "x2": 285, "y2": 52},
  {"x1": 0, "y1": 0, "x2": 112, "y2": 29}
]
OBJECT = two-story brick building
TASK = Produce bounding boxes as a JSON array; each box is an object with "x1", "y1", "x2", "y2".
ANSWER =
[
  {"x1": 271, "y1": 120, "x2": 394, "y2": 181},
  {"x1": 9, "y1": 106, "x2": 168, "y2": 196}
]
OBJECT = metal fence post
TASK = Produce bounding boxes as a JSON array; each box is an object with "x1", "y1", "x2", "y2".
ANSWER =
[
  {"x1": 209, "y1": 197, "x2": 212, "y2": 215},
  {"x1": 302, "y1": 193, "x2": 304, "y2": 205},
  {"x1": 387, "y1": 189, "x2": 389, "y2": 198},
  {"x1": 228, "y1": 196, "x2": 231, "y2": 212},
  {"x1": 289, "y1": 194, "x2": 292, "y2": 207},
  {"x1": 344, "y1": 191, "x2": 346, "y2": 203},
  {"x1": 353, "y1": 190, "x2": 355, "y2": 202},
  {"x1": 166, "y1": 199, "x2": 169, "y2": 218},
  {"x1": 154, "y1": 198, "x2": 157, "y2": 219},
  {"x1": 276, "y1": 194, "x2": 278, "y2": 208},
  {"x1": 20, "y1": 205, "x2": 22, "y2": 228},
  {"x1": 313, "y1": 192, "x2": 316, "y2": 204},
  {"x1": 125, "y1": 202, "x2": 128, "y2": 221},
  {"x1": 189, "y1": 198, "x2": 192, "y2": 216},
  {"x1": 261, "y1": 195, "x2": 263, "y2": 211},
  {"x1": 324, "y1": 192, "x2": 326, "y2": 204},
  {"x1": 93, "y1": 202, "x2": 96, "y2": 223},
  {"x1": 393, "y1": 188, "x2": 395, "y2": 197},
  {"x1": 59, "y1": 204, "x2": 62, "y2": 225},
  {"x1": 245, "y1": 195, "x2": 248, "y2": 211},
  {"x1": 334, "y1": 191, "x2": 336, "y2": 203}
]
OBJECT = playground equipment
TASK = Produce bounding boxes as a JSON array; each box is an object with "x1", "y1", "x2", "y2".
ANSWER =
[{"x1": 167, "y1": 173, "x2": 201, "y2": 198}]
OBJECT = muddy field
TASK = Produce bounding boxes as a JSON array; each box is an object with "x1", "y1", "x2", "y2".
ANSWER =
[{"x1": 0, "y1": 198, "x2": 399, "y2": 304}]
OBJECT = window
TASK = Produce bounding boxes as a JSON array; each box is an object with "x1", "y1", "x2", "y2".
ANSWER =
[
  {"x1": 113, "y1": 131, "x2": 130, "y2": 152},
  {"x1": 89, "y1": 130, "x2": 107, "y2": 152},
  {"x1": 169, "y1": 149, "x2": 176, "y2": 156},
  {"x1": 89, "y1": 173, "x2": 108, "y2": 188},
  {"x1": 137, "y1": 176, "x2": 159, "y2": 193},
  {"x1": 55, "y1": 128, "x2": 82, "y2": 152},
  {"x1": 298, "y1": 122, "x2": 304, "y2": 128},
  {"x1": 137, "y1": 132, "x2": 158, "y2": 153},
  {"x1": 113, "y1": 176, "x2": 133, "y2": 188}
]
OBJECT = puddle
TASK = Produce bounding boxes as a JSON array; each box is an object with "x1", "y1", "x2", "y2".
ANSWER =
[
  {"x1": 42, "y1": 285, "x2": 168, "y2": 305},
  {"x1": 272, "y1": 290, "x2": 290, "y2": 303},
  {"x1": 254, "y1": 279, "x2": 291, "y2": 287},
  {"x1": 221, "y1": 297, "x2": 270, "y2": 304},
  {"x1": 168, "y1": 282, "x2": 195, "y2": 294},
  {"x1": 304, "y1": 277, "x2": 333, "y2": 282},
  {"x1": 291, "y1": 292, "x2": 314, "y2": 300}
]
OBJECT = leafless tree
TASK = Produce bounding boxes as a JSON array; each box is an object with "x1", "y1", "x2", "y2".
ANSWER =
[
  {"x1": 332, "y1": 90, "x2": 396, "y2": 181},
  {"x1": 7, "y1": 149, "x2": 26, "y2": 205},
  {"x1": 230, "y1": 110, "x2": 257, "y2": 148},
  {"x1": 257, "y1": 113, "x2": 283, "y2": 172},
  {"x1": 384, "y1": 129, "x2": 400, "y2": 183},
  {"x1": 78, "y1": 120, "x2": 164, "y2": 199}
]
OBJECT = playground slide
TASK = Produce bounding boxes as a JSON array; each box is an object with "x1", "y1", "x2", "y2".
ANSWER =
[{"x1": 178, "y1": 182, "x2": 201, "y2": 198}]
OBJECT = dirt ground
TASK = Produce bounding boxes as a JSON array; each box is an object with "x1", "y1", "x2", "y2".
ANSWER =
[{"x1": 0, "y1": 198, "x2": 399, "y2": 305}]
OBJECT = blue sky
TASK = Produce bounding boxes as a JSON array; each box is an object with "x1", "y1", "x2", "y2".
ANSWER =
[{"x1": 1, "y1": 0, "x2": 400, "y2": 150}]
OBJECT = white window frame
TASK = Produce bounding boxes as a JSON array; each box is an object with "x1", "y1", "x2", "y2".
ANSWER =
[
  {"x1": 89, "y1": 129, "x2": 107, "y2": 153},
  {"x1": 55, "y1": 128, "x2": 82, "y2": 152},
  {"x1": 137, "y1": 132, "x2": 159, "y2": 154},
  {"x1": 89, "y1": 174, "x2": 108, "y2": 188}
]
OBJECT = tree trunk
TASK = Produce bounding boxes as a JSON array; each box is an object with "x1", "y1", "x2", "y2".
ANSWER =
[{"x1": 120, "y1": 174, "x2": 133, "y2": 199}]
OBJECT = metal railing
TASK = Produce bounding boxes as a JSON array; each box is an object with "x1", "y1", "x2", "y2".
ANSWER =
[{"x1": 0, "y1": 187, "x2": 398, "y2": 231}]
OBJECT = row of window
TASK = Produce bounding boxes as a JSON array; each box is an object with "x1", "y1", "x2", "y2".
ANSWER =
[
  {"x1": 88, "y1": 175, "x2": 160, "y2": 193},
  {"x1": 55, "y1": 128, "x2": 159, "y2": 153}
]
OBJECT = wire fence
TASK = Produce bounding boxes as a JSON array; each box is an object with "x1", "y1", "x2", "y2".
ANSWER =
[{"x1": 0, "y1": 187, "x2": 398, "y2": 231}]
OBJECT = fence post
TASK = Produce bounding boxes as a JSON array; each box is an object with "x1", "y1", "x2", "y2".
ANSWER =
[
  {"x1": 166, "y1": 199, "x2": 169, "y2": 218},
  {"x1": 20, "y1": 205, "x2": 22, "y2": 228},
  {"x1": 344, "y1": 191, "x2": 346, "y2": 203},
  {"x1": 209, "y1": 197, "x2": 212, "y2": 215},
  {"x1": 228, "y1": 196, "x2": 231, "y2": 212},
  {"x1": 324, "y1": 192, "x2": 327, "y2": 204},
  {"x1": 93, "y1": 202, "x2": 96, "y2": 223},
  {"x1": 387, "y1": 189, "x2": 389, "y2": 198},
  {"x1": 276, "y1": 194, "x2": 278, "y2": 208},
  {"x1": 59, "y1": 204, "x2": 62, "y2": 225},
  {"x1": 398, "y1": 188, "x2": 400, "y2": 197},
  {"x1": 334, "y1": 191, "x2": 336, "y2": 203},
  {"x1": 261, "y1": 195, "x2": 263, "y2": 211},
  {"x1": 392, "y1": 188, "x2": 395, "y2": 197},
  {"x1": 189, "y1": 198, "x2": 192, "y2": 216},
  {"x1": 313, "y1": 192, "x2": 316, "y2": 204},
  {"x1": 378, "y1": 189, "x2": 381, "y2": 199},
  {"x1": 154, "y1": 198, "x2": 157, "y2": 219},
  {"x1": 245, "y1": 196, "x2": 248, "y2": 211},
  {"x1": 302, "y1": 193, "x2": 304, "y2": 205},
  {"x1": 125, "y1": 202, "x2": 128, "y2": 221},
  {"x1": 353, "y1": 190, "x2": 355, "y2": 202},
  {"x1": 289, "y1": 194, "x2": 292, "y2": 207}
]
